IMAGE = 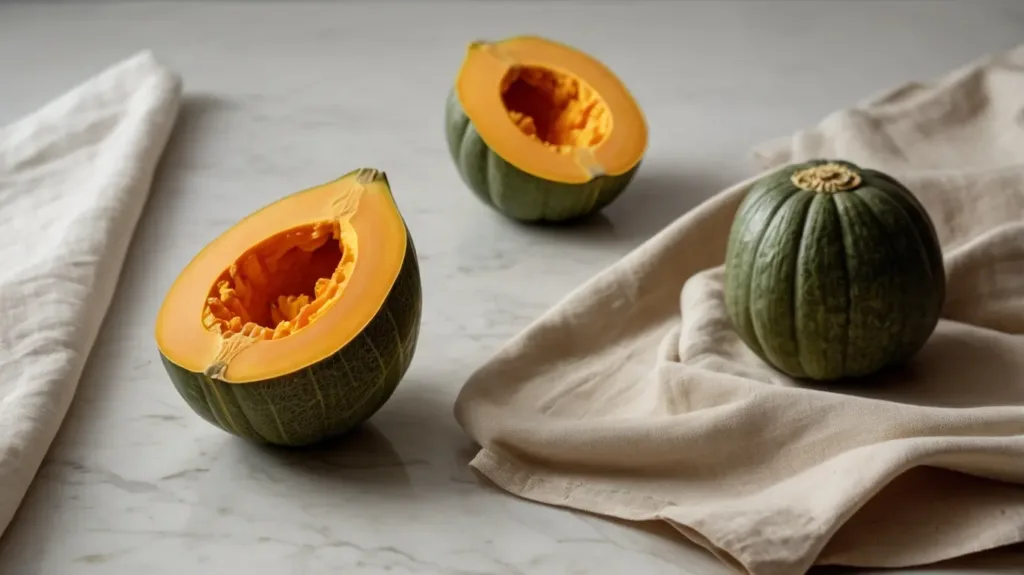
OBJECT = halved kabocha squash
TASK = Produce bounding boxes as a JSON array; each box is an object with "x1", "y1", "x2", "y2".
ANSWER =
[
  {"x1": 155, "y1": 168, "x2": 422, "y2": 447},
  {"x1": 446, "y1": 35, "x2": 648, "y2": 223}
]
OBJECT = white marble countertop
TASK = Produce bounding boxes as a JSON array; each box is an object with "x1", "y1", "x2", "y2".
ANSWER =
[{"x1": 2, "y1": 1, "x2": 1024, "y2": 573}]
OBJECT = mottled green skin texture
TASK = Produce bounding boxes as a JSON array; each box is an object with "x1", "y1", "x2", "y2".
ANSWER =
[
  {"x1": 444, "y1": 88, "x2": 640, "y2": 223},
  {"x1": 723, "y1": 159, "x2": 946, "y2": 381},
  {"x1": 160, "y1": 232, "x2": 422, "y2": 447}
]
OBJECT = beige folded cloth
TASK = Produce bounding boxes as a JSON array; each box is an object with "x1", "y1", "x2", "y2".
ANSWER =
[
  {"x1": 454, "y1": 44, "x2": 1024, "y2": 574},
  {"x1": 0, "y1": 52, "x2": 181, "y2": 537}
]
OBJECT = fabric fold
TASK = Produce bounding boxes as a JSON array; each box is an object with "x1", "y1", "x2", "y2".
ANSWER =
[
  {"x1": 0, "y1": 51, "x2": 182, "y2": 537},
  {"x1": 455, "y1": 43, "x2": 1024, "y2": 574}
]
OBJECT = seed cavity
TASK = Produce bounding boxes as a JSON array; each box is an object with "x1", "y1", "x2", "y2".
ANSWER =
[{"x1": 500, "y1": 65, "x2": 611, "y2": 155}]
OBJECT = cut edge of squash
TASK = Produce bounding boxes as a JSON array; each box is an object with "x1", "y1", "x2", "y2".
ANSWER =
[
  {"x1": 455, "y1": 35, "x2": 647, "y2": 184},
  {"x1": 154, "y1": 168, "x2": 409, "y2": 384}
]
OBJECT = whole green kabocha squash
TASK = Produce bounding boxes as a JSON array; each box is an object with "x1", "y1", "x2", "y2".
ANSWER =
[{"x1": 723, "y1": 159, "x2": 946, "y2": 381}]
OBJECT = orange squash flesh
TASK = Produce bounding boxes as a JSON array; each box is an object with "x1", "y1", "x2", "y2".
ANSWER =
[
  {"x1": 457, "y1": 35, "x2": 646, "y2": 184},
  {"x1": 155, "y1": 168, "x2": 407, "y2": 384}
]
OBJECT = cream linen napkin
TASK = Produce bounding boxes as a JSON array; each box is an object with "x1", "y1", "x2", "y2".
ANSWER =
[
  {"x1": 454, "y1": 44, "x2": 1024, "y2": 574},
  {"x1": 0, "y1": 52, "x2": 181, "y2": 537}
]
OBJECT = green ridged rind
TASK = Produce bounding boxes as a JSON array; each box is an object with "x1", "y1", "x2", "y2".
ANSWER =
[
  {"x1": 723, "y1": 172, "x2": 800, "y2": 362},
  {"x1": 161, "y1": 231, "x2": 422, "y2": 447},
  {"x1": 749, "y1": 190, "x2": 816, "y2": 378},
  {"x1": 723, "y1": 159, "x2": 946, "y2": 382},
  {"x1": 793, "y1": 194, "x2": 850, "y2": 380},
  {"x1": 444, "y1": 87, "x2": 640, "y2": 223}
]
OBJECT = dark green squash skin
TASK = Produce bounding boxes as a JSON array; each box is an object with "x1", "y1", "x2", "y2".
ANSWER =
[
  {"x1": 444, "y1": 88, "x2": 641, "y2": 223},
  {"x1": 723, "y1": 159, "x2": 946, "y2": 381},
  {"x1": 160, "y1": 230, "x2": 422, "y2": 448}
]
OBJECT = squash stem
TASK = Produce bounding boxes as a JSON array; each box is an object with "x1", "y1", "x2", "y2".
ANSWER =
[{"x1": 791, "y1": 163, "x2": 862, "y2": 193}]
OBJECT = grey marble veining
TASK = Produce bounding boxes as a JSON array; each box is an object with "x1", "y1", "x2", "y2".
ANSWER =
[{"x1": 2, "y1": 1, "x2": 1024, "y2": 573}]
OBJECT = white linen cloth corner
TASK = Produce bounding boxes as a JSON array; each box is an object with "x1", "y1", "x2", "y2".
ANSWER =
[{"x1": 0, "y1": 51, "x2": 182, "y2": 537}]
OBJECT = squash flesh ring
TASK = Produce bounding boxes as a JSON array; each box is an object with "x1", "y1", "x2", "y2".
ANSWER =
[
  {"x1": 456, "y1": 36, "x2": 646, "y2": 184},
  {"x1": 155, "y1": 169, "x2": 407, "y2": 383}
]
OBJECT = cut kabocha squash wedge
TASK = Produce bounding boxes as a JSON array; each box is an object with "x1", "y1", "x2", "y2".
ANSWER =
[
  {"x1": 446, "y1": 35, "x2": 647, "y2": 223},
  {"x1": 155, "y1": 168, "x2": 422, "y2": 447}
]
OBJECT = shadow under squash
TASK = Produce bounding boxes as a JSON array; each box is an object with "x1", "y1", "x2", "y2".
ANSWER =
[
  {"x1": 803, "y1": 325, "x2": 1024, "y2": 409},
  {"x1": 243, "y1": 421, "x2": 413, "y2": 489},
  {"x1": 237, "y1": 374, "x2": 471, "y2": 495},
  {"x1": 599, "y1": 163, "x2": 738, "y2": 243},
  {"x1": 506, "y1": 162, "x2": 737, "y2": 248}
]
